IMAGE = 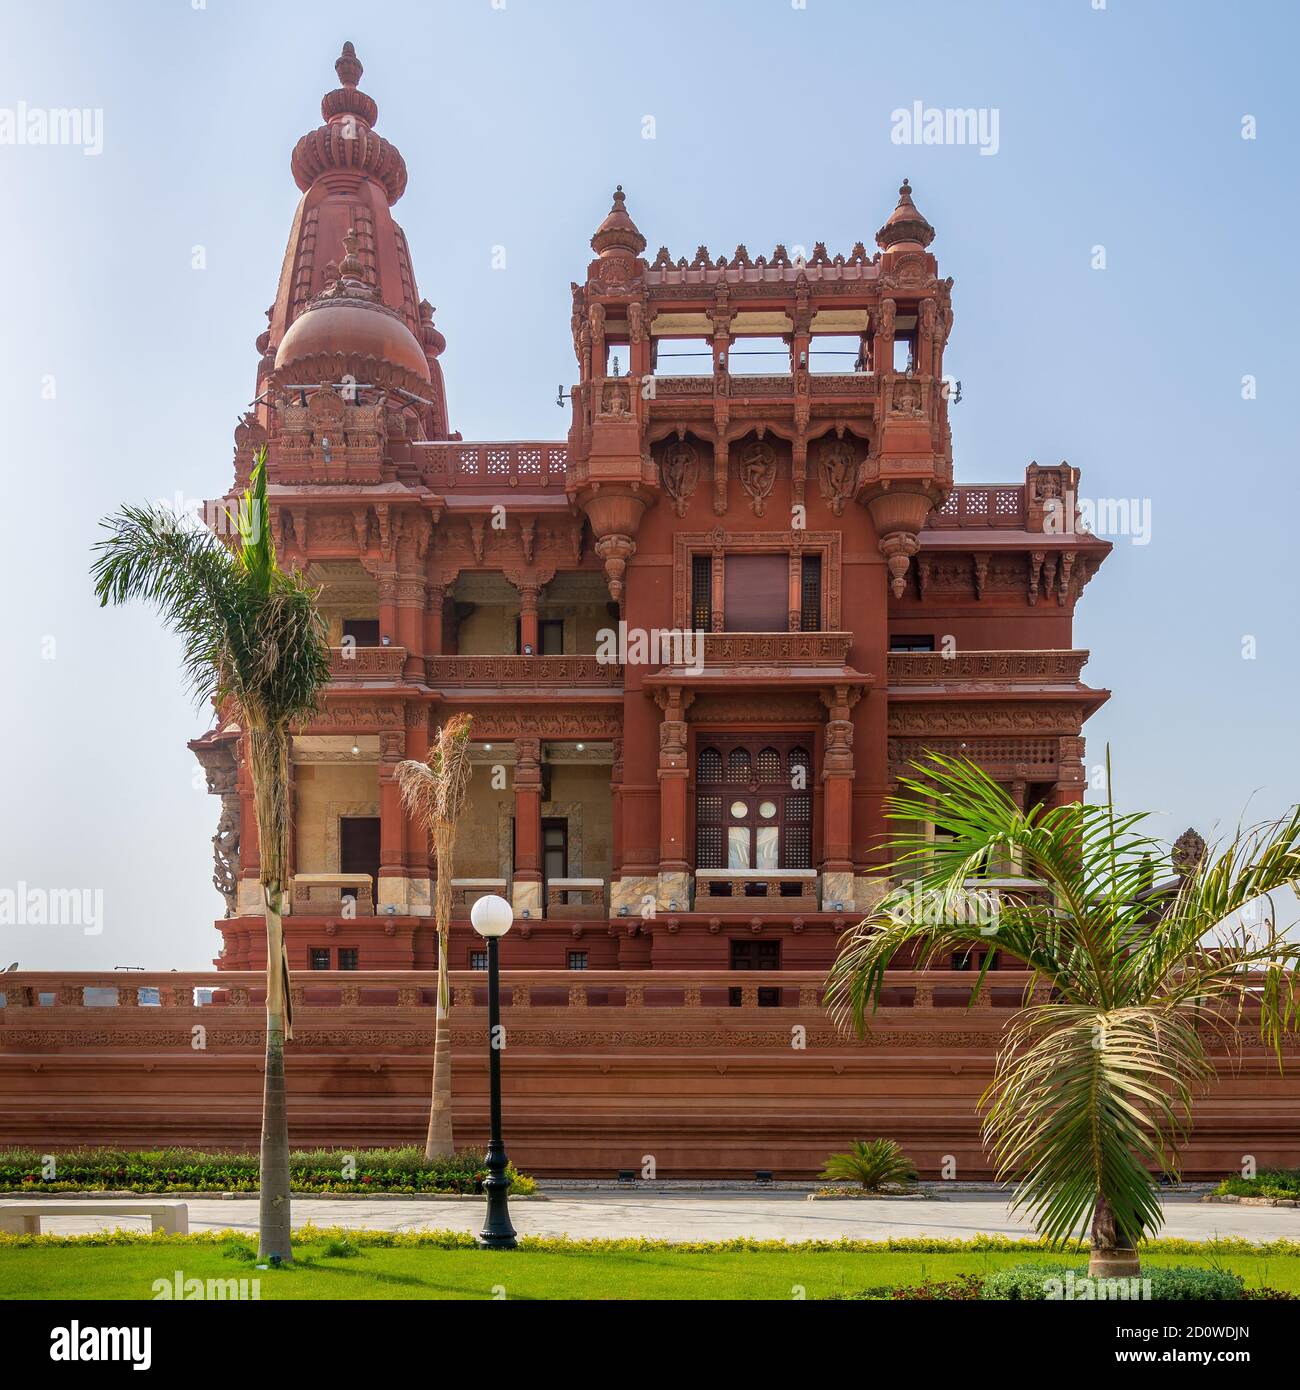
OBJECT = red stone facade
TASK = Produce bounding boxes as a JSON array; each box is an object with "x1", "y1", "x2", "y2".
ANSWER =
[
  {"x1": 189, "y1": 45, "x2": 1111, "y2": 980},
  {"x1": 3, "y1": 47, "x2": 1163, "y2": 1177}
]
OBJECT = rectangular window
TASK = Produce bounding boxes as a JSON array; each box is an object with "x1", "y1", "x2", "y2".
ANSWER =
[
  {"x1": 890, "y1": 634, "x2": 935, "y2": 652},
  {"x1": 539, "y1": 619, "x2": 564, "y2": 655},
  {"x1": 337, "y1": 948, "x2": 358, "y2": 971},
  {"x1": 309, "y1": 948, "x2": 331, "y2": 971},
  {"x1": 691, "y1": 554, "x2": 713, "y2": 631},
  {"x1": 729, "y1": 940, "x2": 781, "y2": 1007},
  {"x1": 799, "y1": 554, "x2": 822, "y2": 631},
  {"x1": 567, "y1": 951, "x2": 588, "y2": 971},
  {"x1": 723, "y1": 554, "x2": 787, "y2": 632},
  {"x1": 727, "y1": 826, "x2": 751, "y2": 869},
  {"x1": 469, "y1": 950, "x2": 488, "y2": 971}
]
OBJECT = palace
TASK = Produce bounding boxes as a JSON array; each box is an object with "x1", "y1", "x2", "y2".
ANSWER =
[
  {"x1": 33, "y1": 44, "x2": 1275, "y2": 1180},
  {"x1": 190, "y1": 42, "x2": 1111, "y2": 980}
]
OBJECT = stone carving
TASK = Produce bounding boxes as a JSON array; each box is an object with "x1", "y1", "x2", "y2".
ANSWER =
[
  {"x1": 737, "y1": 439, "x2": 777, "y2": 516},
  {"x1": 815, "y1": 438, "x2": 857, "y2": 515},
  {"x1": 1172, "y1": 827, "x2": 1207, "y2": 878},
  {"x1": 658, "y1": 439, "x2": 699, "y2": 517},
  {"x1": 212, "y1": 797, "x2": 240, "y2": 917}
]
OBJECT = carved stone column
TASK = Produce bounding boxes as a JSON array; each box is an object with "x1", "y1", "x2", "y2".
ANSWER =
[
  {"x1": 512, "y1": 736, "x2": 544, "y2": 919},
  {"x1": 376, "y1": 728, "x2": 408, "y2": 913},
  {"x1": 376, "y1": 573, "x2": 398, "y2": 647},
  {"x1": 654, "y1": 686, "x2": 693, "y2": 905},
  {"x1": 395, "y1": 575, "x2": 426, "y2": 679},
  {"x1": 404, "y1": 708, "x2": 431, "y2": 915},
  {"x1": 516, "y1": 581, "x2": 540, "y2": 654},
  {"x1": 820, "y1": 683, "x2": 861, "y2": 908}
]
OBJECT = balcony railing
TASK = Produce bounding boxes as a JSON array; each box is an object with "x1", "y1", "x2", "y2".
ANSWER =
[
  {"x1": 701, "y1": 632, "x2": 852, "y2": 666},
  {"x1": 928, "y1": 484, "x2": 1027, "y2": 530},
  {"x1": 417, "y1": 442, "x2": 568, "y2": 490},
  {"x1": 291, "y1": 873, "x2": 374, "y2": 916},
  {"x1": 888, "y1": 649, "x2": 1089, "y2": 684},
  {"x1": 694, "y1": 869, "x2": 819, "y2": 912},
  {"x1": 328, "y1": 646, "x2": 407, "y2": 679},
  {"x1": 426, "y1": 655, "x2": 621, "y2": 687}
]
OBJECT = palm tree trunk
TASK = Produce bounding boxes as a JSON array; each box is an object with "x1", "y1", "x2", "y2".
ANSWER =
[
  {"x1": 258, "y1": 891, "x2": 293, "y2": 1261},
  {"x1": 1088, "y1": 1192, "x2": 1140, "y2": 1278},
  {"x1": 250, "y1": 727, "x2": 294, "y2": 1262},
  {"x1": 425, "y1": 924, "x2": 455, "y2": 1158}
]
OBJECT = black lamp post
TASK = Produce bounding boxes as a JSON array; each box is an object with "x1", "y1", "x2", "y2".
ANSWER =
[{"x1": 470, "y1": 892, "x2": 517, "y2": 1249}]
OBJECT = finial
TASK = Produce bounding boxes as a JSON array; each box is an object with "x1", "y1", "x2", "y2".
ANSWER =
[
  {"x1": 876, "y1": 176, "x2": 935, "y2": 251},
  {"x1": 335, "y1": 41, "x2": 363, "y2": 88}
]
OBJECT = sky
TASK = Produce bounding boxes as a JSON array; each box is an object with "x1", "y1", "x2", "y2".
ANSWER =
[{"x1": 0, "y1": 0, "x2": 1297, "y2": 969}]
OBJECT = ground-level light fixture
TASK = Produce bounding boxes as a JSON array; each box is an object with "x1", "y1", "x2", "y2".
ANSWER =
[{"x1": 470, "y1": 893, "x2": 517, "y2": 1248}]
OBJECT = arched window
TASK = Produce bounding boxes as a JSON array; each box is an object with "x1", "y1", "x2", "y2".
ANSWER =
[
  {"x1": 696, "y1": 737, "x2": 814, "y2": 871},
  {"x1": 726, "y1": 748, "x2": 752, "y2": 784}
]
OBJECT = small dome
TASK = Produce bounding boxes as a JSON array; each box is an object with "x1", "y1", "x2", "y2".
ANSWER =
[
  {"x1": 273, "y1": 232, "x2": 430, "y2": 390},
  {"x1": 876, "y1": 178, "x2": 935, "y2": 251},
  {"x1": 591, "y1": 186, "x2": 646, "y2": 257}
]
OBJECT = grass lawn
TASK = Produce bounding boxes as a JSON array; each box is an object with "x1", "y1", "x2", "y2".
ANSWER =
[{"x1": 4, "y1": 1236, "x2": 1300, "y2": 1300}]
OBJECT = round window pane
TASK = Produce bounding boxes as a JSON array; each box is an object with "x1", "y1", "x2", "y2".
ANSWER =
[
  {"x1": 730, "y1": 801, "x2": 748, "y2": 819},
  {"x1": 759, "y1": 800, "x2": 777, "y2": 819}
]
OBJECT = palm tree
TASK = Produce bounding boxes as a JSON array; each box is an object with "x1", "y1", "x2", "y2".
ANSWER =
[
  {"x1": 826, "y1": 754, "x2": 1300, "y2": 1278},
  {"x1": 395, "y1": 713, "x2": 474, "y2": 1159},
  {"x1": 820, "y1": 1138, "x2": 918, "y2": 1192},
  {"x1": 91, "y1": 448, "x2": 330, "y2": 1263}
]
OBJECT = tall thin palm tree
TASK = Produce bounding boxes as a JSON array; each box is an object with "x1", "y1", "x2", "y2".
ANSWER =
[
  {"x1": 395, "y1": 713, "x2": 474, "y2": 1158},
  {"x1": 91, "y1": 448, "x2": 330, "y2": 1262},
  {"x1": 826, "y1": 754, "x2": 1300, "y2": 1278}
]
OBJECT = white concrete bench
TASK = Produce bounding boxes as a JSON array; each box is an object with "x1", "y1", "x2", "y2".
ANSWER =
[{"x1": 0, "y1": 1200, "x2": 188, "y2": 1234}]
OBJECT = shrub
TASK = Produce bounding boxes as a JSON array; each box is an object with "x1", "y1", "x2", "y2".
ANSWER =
[
  {"x1": 1216, "y1": 1169, "x2": 1300, "y2": 1201},
  {"x1": 818, "y1": 1139, "x2": 918, "y2": 1191},
  {"x1": 980, "y1": 1263, "x2": 1244, "y2": 1301},
  {"x1": 0, "y1": 1147, "x2": 534, "y2": 1196}
]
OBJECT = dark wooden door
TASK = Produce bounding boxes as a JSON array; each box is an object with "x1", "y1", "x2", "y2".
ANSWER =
[{"x1": 339, "y1": 816, "x2": 381, "y2": 904}]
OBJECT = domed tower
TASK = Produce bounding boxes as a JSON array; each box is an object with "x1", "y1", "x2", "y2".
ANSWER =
[{"x1": 254, "y1": 42, "x2": 450, "y2": 445}]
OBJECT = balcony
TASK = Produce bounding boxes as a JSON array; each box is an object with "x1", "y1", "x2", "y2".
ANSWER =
[
  {"x1": 290, "y1": 873, "x2": 374, "y2": 916},
  {"x1": 426, "y1": 655, "x2": 621, "y2": 689},
  {"x1": 416, "y1": 441, "x2": 568, "y2": 491},
  {"x1": 927, "y1": 484, "x2": 1026, "y2": 530},
  {"x1": 701, "y1": 631, "x2": 852, "y2": 666},
  {"x1": 328, "y1": 645, "x2": 407, "y2": 680},
  {"x1": 694, "y1": 869, "x2": 819, "y2": 912},
  {"x1": 888, "y1": 649, "x2": 1089, "y2": 685}
]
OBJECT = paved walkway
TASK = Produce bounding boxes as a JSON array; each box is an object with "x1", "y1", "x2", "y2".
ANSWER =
[{"x1": 5, "y1": 1192, "x2": 1296, "y2": 1242}]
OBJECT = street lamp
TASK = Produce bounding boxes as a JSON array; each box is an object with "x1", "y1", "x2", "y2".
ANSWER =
[{"x1": 470, "y1": 892, "x2": 517, "y2": 1250}]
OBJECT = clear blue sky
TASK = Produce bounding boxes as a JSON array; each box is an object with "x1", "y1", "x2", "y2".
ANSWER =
[{"x1": 1, "y1": 0, "x2": 1297, "y2": 968}]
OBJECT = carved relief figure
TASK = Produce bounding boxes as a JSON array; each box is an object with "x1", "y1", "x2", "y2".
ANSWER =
[
  {"x1": 737, "y1": 439, "x2": 777, "y2": 516},
  {"x1": 659, "y1": 439, "x2": 700, "y2": 517},
  {"x1": 816, "y1": 438, "x2": 857, "y2": 516}
]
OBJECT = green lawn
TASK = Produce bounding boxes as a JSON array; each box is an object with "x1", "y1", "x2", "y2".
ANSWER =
[{"x1": 4, "y1": 1237, "x2": 1300, "y2": 1300}]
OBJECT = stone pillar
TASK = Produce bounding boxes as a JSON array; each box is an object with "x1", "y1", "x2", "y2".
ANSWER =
[
  {"x1": 517, "y1": 582, "x2": 540, "y2": 655},
  {"x1": 377, "y1": 729, "x2": 408, "y2": 913},
  {"x1": 377, "y1": 573, "x2": 398, "y2": 648},
  {"x1": 404, "y1": 712, "x2": 431, "y2": 915},
  {"x1": 423, "y1": 582, "x2": 446, "y2": 658},
  {"x1": 820, "y1": 684, "x2": 860, "y2": 910},
  {"x1": 396, "y1": 576, "x2": 425, "y2": 680},
  {"x1": 655, "y1": 686, "x2": 692, "y2": 909},
  {"x1": 512, "y1": 736, "x2": 543, "y2": 919}
]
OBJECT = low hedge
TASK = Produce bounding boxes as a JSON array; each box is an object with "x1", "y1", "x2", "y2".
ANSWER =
[
  {"x1": 980, "y1": 1263, "x2": 1243, "y2": 1301},
  {"x1": 0, "y1": 1147, "x2": 535, "y2": 1196},
  {"x1": 1216, "y1": 1169, "x2": 1300, "y2": 1201}
]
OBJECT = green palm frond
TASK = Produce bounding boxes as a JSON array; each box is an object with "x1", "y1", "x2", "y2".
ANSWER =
[{"x1": 826, "y1": 752, "x2": 1300, "y2": 1252}]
